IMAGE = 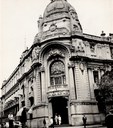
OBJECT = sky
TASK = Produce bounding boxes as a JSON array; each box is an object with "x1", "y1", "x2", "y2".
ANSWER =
[{"x1": 0, "y1": 0, "x2": 113, "y2": 95}]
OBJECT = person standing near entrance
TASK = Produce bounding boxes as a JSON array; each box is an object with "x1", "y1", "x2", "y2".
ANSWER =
[
  {"x1": 49, "y1": 117, "x2": 54, "y2": 128},
  {"x1": 8, "y1": 112, "x2": 14, "y2": 128},
  {"x1": 58, "y1": 115, "x2": 61, "y2": 125},
  {"x1": 55, "y1": 113, "x2": 58, "y2": 125},
  {"x1": 82, "y1": 115, "x2": 87, "y2": 128}
]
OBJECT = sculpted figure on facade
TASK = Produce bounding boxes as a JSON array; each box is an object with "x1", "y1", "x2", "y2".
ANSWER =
[
  {"x1": 75, "y1": 41, "x2": 85, "y2": 53},
  {"x1": 33, "y1": 33, "x2": 41, "y2": 44},
  {"x1": 20, "y1": 47, "x2": 28, "y2": 62},
  {"x1": 32, "y1": 47, "x2": 40, "y2": 61},
  {"x1": 69, "y1": 7, "x2": 82, "y2": 33}
]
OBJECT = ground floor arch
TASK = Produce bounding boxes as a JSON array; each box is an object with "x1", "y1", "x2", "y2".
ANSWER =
[{"x1": 50, "y1": 96, "x2": 69, "y2": 125}]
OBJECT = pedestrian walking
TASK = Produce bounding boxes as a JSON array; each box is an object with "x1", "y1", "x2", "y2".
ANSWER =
[
  {"x1": 82, "y1": 115, "x2": 87, "y2": 128},
  {"x1": 8, "y1": 112, "x2": 14, "y2": 128}
]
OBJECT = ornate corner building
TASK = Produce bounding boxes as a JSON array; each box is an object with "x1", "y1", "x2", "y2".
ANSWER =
[{"x1": 1, "y1": 0, "x2": 113, "y2": 127}]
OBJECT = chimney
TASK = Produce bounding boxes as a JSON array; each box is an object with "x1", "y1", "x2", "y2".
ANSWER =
[{"x1": 101, "y1": 31, "x2": 106, "y2": 37}]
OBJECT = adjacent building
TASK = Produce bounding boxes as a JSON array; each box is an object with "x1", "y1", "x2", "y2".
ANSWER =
[{"x1": 1, "y1": 0, "x2": 113, "y2": 127}]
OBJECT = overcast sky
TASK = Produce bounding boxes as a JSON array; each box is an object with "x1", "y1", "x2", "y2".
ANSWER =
[{"x1": 0, "y1": 0, "x2": 113, "y2": 95}]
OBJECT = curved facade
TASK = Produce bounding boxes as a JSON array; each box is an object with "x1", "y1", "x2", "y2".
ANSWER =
[{"x1": 1, "y1": 0, "x2": 113, "y2": 127}]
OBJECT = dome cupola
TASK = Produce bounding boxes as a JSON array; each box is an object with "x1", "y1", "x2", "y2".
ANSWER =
[{"x1": 35, "y1": 0, "x2": 83, "y2": 42}]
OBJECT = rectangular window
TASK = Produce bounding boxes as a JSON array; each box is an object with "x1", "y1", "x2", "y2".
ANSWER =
[
  {"x1": 110, "y1": 47, "x2": 113, "y2": 59},
  {"x1": 55, "y1": 77, "x2": 62, "y2": 85},
  {"x1": 90, "y1": 44, "x2": 95, "y2": 53},
  {"x1": 93, "y1": 71, "x2": 99, "y2": 84}
]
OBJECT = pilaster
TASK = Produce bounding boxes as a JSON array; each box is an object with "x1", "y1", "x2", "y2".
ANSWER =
[
  {"x1": 88, "y1": 69, "x2": 95, "y2": 99},
  {"x1": 40, "y1": 66, "x2": 46, "y2": 103},
  {"x1": 74, "y1": 62, "x2": 90, "y2": 100},
  {"x1": 25, "y1": 80, "x2": 29, "y2": 108},
  {"x1": 68, "y1": 64, "x2": 76, "y2": 99},
  {"x1": 18, "y1": 83, "x2": 22, "y2": 109},
  {"x1": 34, "y1": 70, "x2": 41, "y2": 105}
]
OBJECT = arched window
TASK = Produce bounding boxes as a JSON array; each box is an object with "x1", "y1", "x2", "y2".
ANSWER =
[{"x1": 50, "y1": 61, "x2": 66, "y2": 85}]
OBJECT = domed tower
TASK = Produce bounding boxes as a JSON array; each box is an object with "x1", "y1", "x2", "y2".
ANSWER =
[
  {"x1": 31, "y1": 0, "x2": 101, "y2": 127},
  {"x1": 36, "y1": 0, "x2": 83, "y2": 42}
]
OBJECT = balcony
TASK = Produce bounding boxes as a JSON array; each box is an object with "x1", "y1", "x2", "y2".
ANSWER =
[{"x1": 47, "y1": 84, "x2": 69, "y2": 98}]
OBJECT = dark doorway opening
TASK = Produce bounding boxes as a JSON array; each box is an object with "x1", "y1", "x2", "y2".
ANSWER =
[{"x1": 51, "y1": 97, "x2": 68, "y2": 125}]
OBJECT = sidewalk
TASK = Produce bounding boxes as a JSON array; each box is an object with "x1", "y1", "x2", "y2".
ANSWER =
[{"x1": 54, "y1": 124, "x2": 107, "y2": 128}]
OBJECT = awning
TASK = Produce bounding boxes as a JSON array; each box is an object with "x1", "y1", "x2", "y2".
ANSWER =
[{"x1": 16, "y1": 106, "x2": 26, "y2": 116}]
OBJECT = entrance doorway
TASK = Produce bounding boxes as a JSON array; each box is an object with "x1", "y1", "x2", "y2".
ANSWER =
[{"x1": 51, "y1": 97, "x2": 69, "y2": 124}]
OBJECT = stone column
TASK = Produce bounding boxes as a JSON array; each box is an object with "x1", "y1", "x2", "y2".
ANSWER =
[
  {"x1": 48, "y1": 102, "x2": 52, "y2": 116},
  {"x1": 68, "y1": 64, "x2": 76, "y2": 99},
  {"x1": 88, "y1": 68, "x2": 95, "y2": 99},
  {"x1": 40, "y1": 66, "x2": 46, "y2": 103},
  {"x1": 18, "y1": 83, "x2": 22, "y2": 109},
  {"x1": 24, "y1": 80, "x2": 29, "y2": 108},
  {"x1": 33, "y1": 70, "x2": 41, "y2": 105}
]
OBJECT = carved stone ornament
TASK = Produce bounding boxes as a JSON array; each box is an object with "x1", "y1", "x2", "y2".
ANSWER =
[
  {"x1": 105, "y1": 64, "x2": 111, "y2": 71},
  {"x1": 48, "y1": 49, "x2": 65, "y2": 58},
  {"x1": 39, "y1": 66, "x2": 45, "y2": 72},
  {"x1": 69, "y1": 8, "x2": 77, "y2": 20},
  {"x1": 68, "y1": 45, "x2": 75, "y2": 53},
  {"x1": 76, "y1": 41, "x2": 85, "y2": 53},
  {"x1": 68, "y1": 62, "x2": 75, "y2": 68},
  {"x1": 20, "y1": 48, "x2": 28, "y2": 62},
  {"x1": 49, "y1": 24, "x2": 57, "y2": 32},
  {"x1": 79, "y1": 62, "x2": 85, "y2": 73},
  {"x1": 32, "y1": 47, "x2": 40, "y2": 61},
  {"x1": 41, "y1": 27, "x2": 70, "y2": 41},
  {"x1": 73, "y1": 24, "x2": 79, "y2": 32},
  {"x1": 47, "y1": 90, "x2": 69, "y2": 98}
]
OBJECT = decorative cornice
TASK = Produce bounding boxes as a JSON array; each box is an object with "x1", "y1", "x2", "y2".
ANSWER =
[
  {"x1": 70, "y1": 55, "x2": 89, "y2": 61},
  {"x1": 70, "y1": 100, "x2": 98, "y2": 105},
  {"x1": 70, "y1": 55, "x2": 113, "y2": 64}
]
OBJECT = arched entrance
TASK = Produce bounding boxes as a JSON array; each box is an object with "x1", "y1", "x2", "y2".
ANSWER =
[{"x1": 51, "y1": 97, "x2": 69, "y2": 125}]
